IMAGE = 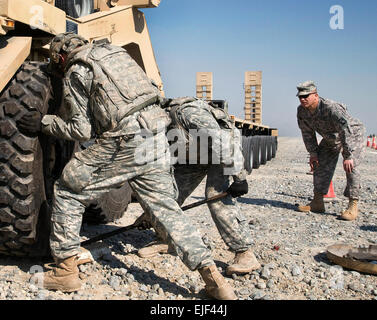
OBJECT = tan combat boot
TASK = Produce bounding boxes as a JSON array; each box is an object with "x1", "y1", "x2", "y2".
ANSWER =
[
  {"x1": 297, "y1": 192, "x2": 325, "y2": 213},
  {"x1": 198, "y1": 264, "x2": 237, "y2": 300},
  {"x1": 226, "y1": 248, "x2": 261, "y2": 275},
  {"x1": 340, "y1": 199, "x2": 358, "y2": 221},
  {"x1": 33, "y1": 255, "x2": 81, "y2": 292},
  {"x1": 137, "y1": 240, "x2": 169, "y2": 258}
]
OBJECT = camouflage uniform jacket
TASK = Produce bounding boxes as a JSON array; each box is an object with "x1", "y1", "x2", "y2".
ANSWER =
[
  {"x1": 297, "y1": 97, "x2": 364, "y2": 161},
  {"x1": 41, "y1": 43, "x2": 161, "y2": 141},
  {"x1": 167, "y1": 97, "x2": 247, "y2": 181}
]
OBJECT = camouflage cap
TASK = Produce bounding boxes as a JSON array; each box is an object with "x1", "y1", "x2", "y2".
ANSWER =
[
  {"x1": 296, "y1": 81, "x2": 317, "y2": 97},
  {"x1": 49, "y1": 32, "x2": 89, "y2": 64}
]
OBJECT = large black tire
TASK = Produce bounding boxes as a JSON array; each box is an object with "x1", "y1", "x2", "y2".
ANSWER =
[
  {"x1": 0, "y1": 62, "x2": 53, "y2": 257},
  {"x1": 242, "y1": 136, "x2": 253, "y2": 174},
  {"x1": 70, "y1": 141, "x2": 133, "y2": 225},
  {"x1": 0, "y1": 62, "x2": 133, "y2": 256},
  {"x1": 260, "y1": 136, "x2": 267, "y2": 165},
  {"x1": 84, "y1": 182, "x2": 133, "y2": 224},
  {"x1": 266, "y1": 136, "x2": 273, "y2": 161},
  {"x1": 55, "y1": 0, "x2": 94, "y2": 18},
  {"x1": 271, "y1": 137, "x2": 277, "y2": 158},
  {"x1": 251, "y1": 137, "x2": 261, "y2": 169}
]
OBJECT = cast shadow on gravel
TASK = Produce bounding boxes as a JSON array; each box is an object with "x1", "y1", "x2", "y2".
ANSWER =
[
  {"x1": 275, "y1": 192, "x2": 311, "y2": 201},
  {"x1": 238, "y1": 197, "x2": 340, "y2": 218},
  {"x1": 98, "y1": 253, "x2": 205, "y2": 299},
  {"x1": 360, "y1": 225, "x2": 377, "y2": 232},
  {"x1": 237, "y1": 197, "x2": 299, "y2": 211},
  {"x1": 84, "y1": 225, "x2": 206, "y2": 299},
  {"x1": 0, "y1": 255, "x2": 51, "y2": 274},
  {"x1": 313, "y1": 252, "x2": 333, "y2": 266}
]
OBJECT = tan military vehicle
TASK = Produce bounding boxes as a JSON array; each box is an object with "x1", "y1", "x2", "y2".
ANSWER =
[{"x1": 0, "y1": 0, "x2": 163, "y2": 257}]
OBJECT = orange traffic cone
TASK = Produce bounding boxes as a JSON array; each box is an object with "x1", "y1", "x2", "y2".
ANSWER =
[
  {"x1": 367, "y1": 136, "x2": 371, "y2": 147},
  {"x1": 372, "y1": 136, "x2": 377, "y2": 149},
  {"x1": 323, "y1": 180, "x2": 337, "y2": 202}
]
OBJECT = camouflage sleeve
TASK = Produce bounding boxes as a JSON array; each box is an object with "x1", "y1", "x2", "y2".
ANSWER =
[
  {"x1": 41, "y1": 63, "x2": 94, "y2": 142},
  {"x1": 231, "y1": 127, "x2": 247, "y2": 181},
  {"x1": 297, "y1": 108, "x2": 318, "y2": 157},
  {"x1": 330, "y1": 104, "x2": 354, "y2": 160}
]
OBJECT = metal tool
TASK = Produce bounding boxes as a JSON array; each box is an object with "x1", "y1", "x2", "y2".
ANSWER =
[{"x1": 81, "y1": 192, "x2": 228, "y2": 246}]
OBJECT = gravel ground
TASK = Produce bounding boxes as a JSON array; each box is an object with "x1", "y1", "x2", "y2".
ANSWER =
[{"x1": 1, "y1": 136, "x2": 377, "y2": 301}]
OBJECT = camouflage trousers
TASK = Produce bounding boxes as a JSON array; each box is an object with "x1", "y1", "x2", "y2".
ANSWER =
[
  {"x1": 313, "y1": 131, "x2": 366, "y2": 199},
  {"x1": 50, "y1": 130, "x2": 214, "y2": 271},
  {"x1": 173, "y1": 164, "x2": 253, "y2": 252}
]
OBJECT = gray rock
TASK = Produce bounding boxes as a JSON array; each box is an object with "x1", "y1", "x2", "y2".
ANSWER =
[
  {"x1": 36, "y1": 289, "x2": 50, "y2": 300},
  {"x1": 309, "y1": 278, "x2": 318, "y2": 287},
  {"x1": 291, "y1": 265, "x2": 302, "y2": 277},
  {"x1": 152, "y1": 283, "x2": 160, "y2": 292},
  {"x1": 348, "y1": 283, "x2": 359, "y2": 292},
  {"x1": 256, "y1": 281, "x2": 266, "y2": 289},
  {"x1": 29, "y1": 284, "x2": 39, "y2": 293},
  {"x1": 116, "y1": 268, "x2": 128, "y2": 278},
  {"x1": 261, "y1": 267, "x2": 271, "y2": 280},
  {"x1": 139, "y1": 284, "x2": 149, "y2": 292},
  {"x1": 78, "y1": 264, "x2": 88, "y2": 273},
  {"x1": 266, "y1": 280, "x2": 274, "y2": 289},
  {"x1": 366, "y1": 285, "x2": 374, "y2": 293},
  {"x1": 126, "y1": 273, "x2": 135, "y2": 282},
  {"x1": 350, "y1": 271, "x2": 361, "y2": 278},
  {"x1": 330, "y1": 278, "x2": 344, "y2": 290},
  {"x1": 238, "y1": 288, "x2": 251, "y2": 296},
  {"x1": 250, "y1": 290, "x2": 266, "y2": 300},
  {"x1": 108, "y1": 276, "x2": 121, "y2": 290},
  {"x1": 265, "y1": 263, "x2": 276, "y2": 269}
]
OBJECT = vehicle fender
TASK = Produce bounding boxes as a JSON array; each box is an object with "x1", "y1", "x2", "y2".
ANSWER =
[{"x1": 0, "y1": 36, "x2": 32, "y2": 93}]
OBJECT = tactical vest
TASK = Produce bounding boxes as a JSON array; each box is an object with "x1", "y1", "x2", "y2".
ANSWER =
[{"x1": 65, "y1": 43, "x2": 160, "y2": 136}]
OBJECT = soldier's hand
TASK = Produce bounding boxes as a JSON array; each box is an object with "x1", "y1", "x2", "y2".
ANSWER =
[
  {"x1": 343, "y1": 159, "x2": 354, "y2": 174},
  {"x1": 227, "y1": 180, "x2": 248, "y2": 198},
  {"x1": 309, "y1": 155, "x2": 319, "y2": 171},
  {"x1": 17, "y1": 111, "x2": 42, "y2": 134}
]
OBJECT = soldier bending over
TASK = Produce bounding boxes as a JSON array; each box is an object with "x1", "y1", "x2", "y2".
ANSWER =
[
  {"x1": 137, "y1": 97, "x2": 261, "y2": 275},
  {"x1": 17, "y1": 33, "x2": 236, "y2": 300},
  {"x1": 296, "y1": 81, "x2": 365, "y2": 221}
]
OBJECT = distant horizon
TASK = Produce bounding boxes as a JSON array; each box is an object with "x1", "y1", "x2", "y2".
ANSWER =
[{"x1": 144, "y1": 0, "x2": 377, "y2": 137}]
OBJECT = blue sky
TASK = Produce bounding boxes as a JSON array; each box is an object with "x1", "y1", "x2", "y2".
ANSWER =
[{"x1": 143, "y1": 0, "x2": 377, "y2": 136}]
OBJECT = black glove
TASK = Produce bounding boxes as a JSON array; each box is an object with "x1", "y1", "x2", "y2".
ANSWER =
[
  {"x1": 17, "y1": 111, "x2": 42, "y2": 134},
  {"x1": 227, "y1": 180, "x2": 248, "y2": 198},
  {"x1": 134, "y1": 212, "x2": 152, "y2": 230}
]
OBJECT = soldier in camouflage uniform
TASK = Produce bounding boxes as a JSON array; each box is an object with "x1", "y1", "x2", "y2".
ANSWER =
[
  {"x1": 17, "y1": 33, "x2": 237, "y2": 300},
  {"x1": 137, "y1": 97, "x2": 261, "y2": 275},
  {"x1": 296, "y1": 81, "x2": 366, "y2": 221}
]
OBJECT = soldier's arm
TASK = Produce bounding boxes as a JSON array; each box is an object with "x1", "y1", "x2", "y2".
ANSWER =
[
  {"x1": 41, "y1": 63, "x2": 94, "y2": 142},
  {"x1": 330, "y1": 105, "x2": 354, "y2": 160},
  {"x1": 230, "y1": 127, "x2": 247, "y2": 180},
  {"x1": 297, "y1": 111, "x2": 318, "y2": 157}
]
